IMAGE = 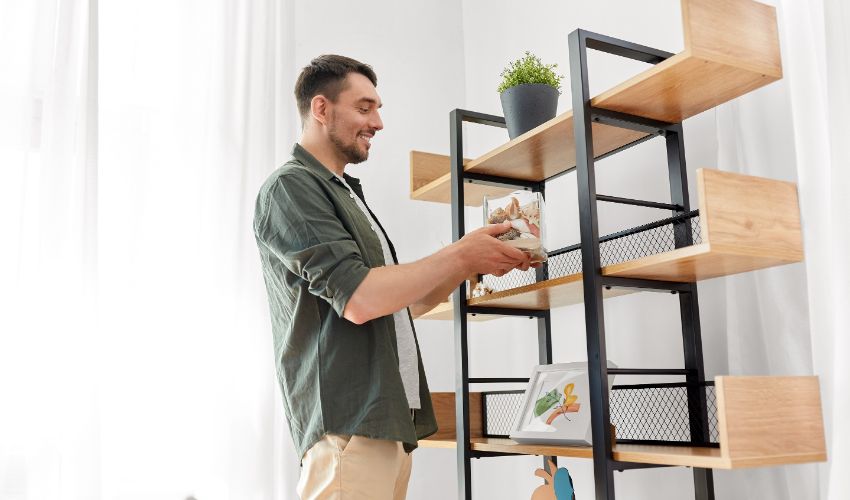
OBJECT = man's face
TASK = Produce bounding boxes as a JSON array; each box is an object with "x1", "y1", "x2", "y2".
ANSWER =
[{"x1": 326, "y1": 73, "x2": 384, "y2": 165}]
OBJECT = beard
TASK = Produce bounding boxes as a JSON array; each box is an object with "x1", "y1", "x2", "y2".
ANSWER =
[{"x1": 328, "y1": 116, "x2": 368, "y2": 165}]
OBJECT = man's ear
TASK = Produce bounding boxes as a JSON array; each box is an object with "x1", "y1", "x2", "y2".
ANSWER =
[{"x1": 310, "y1": 95, "x2": 329, "y2": 126}]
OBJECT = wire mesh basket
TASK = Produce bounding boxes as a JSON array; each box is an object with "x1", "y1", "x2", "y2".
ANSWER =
[
  {"x1": 481, "y1": 381, "x2": 718, "y2": 447},
  {"x1": 483, "y1": 210, "x2": 702, "y2": 292}
]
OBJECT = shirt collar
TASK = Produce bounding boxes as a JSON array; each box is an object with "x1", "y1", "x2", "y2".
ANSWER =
[{"x1": 291, "y1": 143, "x2": 362, "y2": 189}]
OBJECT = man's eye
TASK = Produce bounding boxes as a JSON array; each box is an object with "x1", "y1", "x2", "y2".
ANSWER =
[{"x1": 359, "y1": 108, "x2": 369, "y2": 113}]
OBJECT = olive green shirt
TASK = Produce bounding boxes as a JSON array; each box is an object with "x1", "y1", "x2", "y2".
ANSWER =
[{"x1": 253, "y1": 143, "x2": 437, "y2": 460}]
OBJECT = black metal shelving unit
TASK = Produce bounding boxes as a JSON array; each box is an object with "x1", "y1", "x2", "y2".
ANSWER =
[{"x1": 448, "y1": 29, "x2": 715, "y2": 500}]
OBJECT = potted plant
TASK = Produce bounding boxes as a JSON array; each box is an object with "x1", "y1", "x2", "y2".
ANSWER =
[{"x1": 497, "y1": 51, "x2": 564, "y2": 139}]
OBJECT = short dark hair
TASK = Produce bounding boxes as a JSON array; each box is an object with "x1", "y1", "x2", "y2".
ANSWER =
[{"x1": 294, "y1": 55, "x2": 378, "y2": 123}]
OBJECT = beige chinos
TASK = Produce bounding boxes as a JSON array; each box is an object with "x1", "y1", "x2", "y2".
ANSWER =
[{"x1": 296, "y1": 434, "x2": 413, "y2": 500}]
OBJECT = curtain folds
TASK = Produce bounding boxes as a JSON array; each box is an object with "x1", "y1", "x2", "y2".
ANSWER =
[
  {"x1": 715, "y1": 0, "x2": 850, "y2": 498},
  {"x1": 1, "y1": 0, "x2": 298, "y2": 498}
]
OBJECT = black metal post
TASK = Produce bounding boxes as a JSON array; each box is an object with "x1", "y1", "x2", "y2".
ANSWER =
[
  {"x1": 665, "y1": 125, "x2": 715, "y2": 500},
  {"x1": 569, "y1": 29, "x2": 616, "y2": 500},
  {"x1": 449, "y1": 109, "x2": 473, "y2": 500}
]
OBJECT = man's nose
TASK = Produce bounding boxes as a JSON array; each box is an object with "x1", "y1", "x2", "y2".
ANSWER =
[{"x1": 371, "y1": 111, "x2": 384, "y2": 131}]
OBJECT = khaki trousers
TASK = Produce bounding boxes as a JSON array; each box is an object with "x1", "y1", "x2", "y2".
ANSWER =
[{"x1": 296, "y1": 434, "x2": 413, "y2": 500}]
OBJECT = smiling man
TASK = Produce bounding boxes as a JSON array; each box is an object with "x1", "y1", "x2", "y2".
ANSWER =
[{"x1": 253, "y1": 55, "x2": 532, "y2": 500}]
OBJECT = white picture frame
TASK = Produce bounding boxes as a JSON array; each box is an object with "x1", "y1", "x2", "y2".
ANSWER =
[{"x1": 510, "y1": 361, "x2": 617, "y2": 446}]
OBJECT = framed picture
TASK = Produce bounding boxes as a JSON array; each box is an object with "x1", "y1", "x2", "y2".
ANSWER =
[{"x1": 510, "y1": 361, "x2": 617, "y2": 446}]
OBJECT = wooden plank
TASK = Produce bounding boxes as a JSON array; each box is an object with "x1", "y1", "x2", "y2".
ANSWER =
[
  {"x1": 698, "y1": 168, "x2": 803, "y2": 263},
  {"x1": 613, "y1": 443, "x2": 728, "y2": 468},
  {"x1": 468, "y1": 273, "x2": 634, "y2": 310},
  {"x1": 683, "y1": 0, "x2": 782, "y2": 78},
  {"x1": 410, "y1": 151, "x2": 516, "y2": 206},
  {"x1": 411, "y1": 171, "x2": 517, "y2": 206},
  {"x1": 429, "y1": 392, "x2": 483, "y2": 440},
  {"x1": 409, "y1": 151, "x2": 467, "y2": 192},
  {"x1": 716, "y1": 376, "x2": 827, "y2": 468},
  {"x1": 592, "y1": 53, "x2": 778, "y2": 123},
  {"x1": 409, "y1": 120, "x2": 647, "y2": 204},
  {"x1": 464, "y1": 117, "x2": 648, "y2": 182},
  {"x1": 603, "y1": 243, "x2": 800, "y2": 282},
  {"x1": 410, "y1": 0, "x2": 784, "y2": 203},
  {"x1": 591, "y1": 0, "x2": 781, "y2": 123},
  {"x1": 413, "y1": 301, "x2": 500, "y2": 321},
  {"x1": 418, "y1": 437, "x2": 727, "y2": 467},
  {"x1": 421, "y1": 376, "x2": 828, "y2": 469}
]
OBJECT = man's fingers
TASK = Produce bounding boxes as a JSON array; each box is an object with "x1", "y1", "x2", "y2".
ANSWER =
[{"x1": 480, "y1": 220, "x2": 512, "y2": 236}]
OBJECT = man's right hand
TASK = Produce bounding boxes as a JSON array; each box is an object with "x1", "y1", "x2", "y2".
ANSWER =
[{"x1": 455, "y1": 221, "x2": 533, "y2": 277}]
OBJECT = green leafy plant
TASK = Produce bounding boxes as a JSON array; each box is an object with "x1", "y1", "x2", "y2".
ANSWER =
[{"x1": 497, "y1": 51, "x2": 564, "y2": 94}]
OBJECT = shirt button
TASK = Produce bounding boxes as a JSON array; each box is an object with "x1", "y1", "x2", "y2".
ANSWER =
[{"x1": 349, "y1": 193, "x2": 355, "y2": 198}]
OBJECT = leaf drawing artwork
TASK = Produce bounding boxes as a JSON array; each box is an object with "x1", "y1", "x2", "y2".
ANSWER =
[
  {"x1": 546, "y1": 383, "x2": 581, "y2": 425},
  {"x1": 534, "y1": 382, "x2": 583, "y2": 425},
  {"x1": 534, "y1": 388, "x2": 561, "y2": 417}
]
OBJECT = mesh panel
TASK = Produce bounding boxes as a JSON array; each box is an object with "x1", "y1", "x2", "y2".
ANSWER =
[
  {"x1": 483, "y1": 213, "x2": 702, "y2": 292},
  {"x1": 609, "y1": 383, "x2": 719, "y2": 445},
  {"x1": 482, "y1": 391, "x2": 525, "y2": 437},
  {"x1": 481, "y1": 382, "x2": 718, "y2": 446}
]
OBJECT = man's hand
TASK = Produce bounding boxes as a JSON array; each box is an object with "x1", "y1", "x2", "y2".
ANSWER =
[
  {"x1": 454, "y1": 221, "x2": 533, "y2": 277},
  {"x1": 344, "y1": 221, "x2": 535, "y2": 324}
]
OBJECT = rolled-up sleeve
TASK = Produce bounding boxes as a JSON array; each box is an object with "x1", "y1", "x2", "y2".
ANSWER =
[{"x1": 255, "y1": 171, "x2": 371, "y2": 317}]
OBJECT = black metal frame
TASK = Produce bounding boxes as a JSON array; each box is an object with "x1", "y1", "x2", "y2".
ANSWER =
[{"x1": 448, "y1": 28, "x2": 714, "y2": 500}]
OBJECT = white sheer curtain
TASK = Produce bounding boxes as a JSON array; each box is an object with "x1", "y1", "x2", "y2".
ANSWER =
[
  {"x1": 1, "y1": 0, "x2": 300, "y2": 498},
  {"x1": 1, "y1": 0, "x2": 100, "y2": 497},
  {"x1": 715, "y1": 0, "x2": 850, "y2": 498}
]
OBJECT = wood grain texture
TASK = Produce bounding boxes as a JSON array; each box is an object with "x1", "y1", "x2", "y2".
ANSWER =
[
  {"x1": 683, "y1": 0, "x2": 782, "y2": 77},
  {"x1": 698, "y1": 168, "x2": 803, "y2": 262},
  {"x1": 410, "y1": 0, "x2": 784, "y2": 203},
  {"x1": 410, "y1": 151, "x2": 516, "y2": 206},
  {"x1": 592, "y1": 53, "x2": 778, "y2": 123},
  {"x1": 429, "y1": 392, "x2": 483, "y2": 440},
  {"x1": 467, "y1": 273, "x2": 634, "y2": 310},
  {"x1": 602, "y1": 243, "x2": 799, "y2": 282},
  {"x1": 412, "y1": 301, "x2": 500, "y2": 321},
  {"x1": 418, "y1": 437, "x2": 726, "y2": 467},
  {"x1": 716, "y1": 376, "x2": 827, "y2": 468},
  {"x1": 420, "y1": 376, "x2": 827, "y2": 469},
  {"x1": 465, "y1": 118, "x2": 647, "y2": 182}
]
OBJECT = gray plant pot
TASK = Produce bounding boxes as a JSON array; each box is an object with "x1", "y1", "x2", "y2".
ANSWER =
[{"x1": 499, "y1": 83, "x2": 559, "y2": 140}]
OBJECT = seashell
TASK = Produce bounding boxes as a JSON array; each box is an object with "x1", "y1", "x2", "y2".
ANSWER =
[
  {"x1": 488, "y1": 207, "x2": 508, "y2": 224},
  {"x1": 506, "y1": 197, "x2": 520, "y2": 219},
  {"x1": 472, "y1": 282, "x2": 494, "y2": 297},
  {"x1": 510, "y1": 218, "x2": 531, "y2": 234},
  {"x1": 520, "y1": 202, "x2": 540, "y2": 226},
  {"x1": 496, "y1": 228, "x2": 521, "y2": 241}
]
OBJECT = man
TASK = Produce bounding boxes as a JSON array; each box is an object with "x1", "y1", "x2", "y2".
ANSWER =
[{"x1": 253, "y1": 54, "x2": 532, "y2": 500}]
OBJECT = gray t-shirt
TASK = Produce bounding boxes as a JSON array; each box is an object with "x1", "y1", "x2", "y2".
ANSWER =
[{"x1": 335, "y1": 173, "x2": 421, "y2": 409}]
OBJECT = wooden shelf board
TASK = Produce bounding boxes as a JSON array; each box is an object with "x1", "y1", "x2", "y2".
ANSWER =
[
  {"x1": 418, "y1": 438, "x2": 822, "y2": 470},
  {"x1": 411, "y1": 170, "x2": 516, "y2": 207},
  {"x1": 410, "y1": 0, "x2": 783, "y2": 205},
  {"x1": 413, "y1": 301, "x2": 500, "y2": 321},
  {"x1": 591, "y1": 52, "x2": 779, "y2": 123},
  {"x1": 467, "y1": 273, "x2": 633, "y2": 310},
  {"x1": 603, "y1": 244, "x2": 801, "y2": 283},
  {"x1": 419, "y1": 437, "x2": 730, "y2": 468},
  {"x1": 409, "y1": 119, "x2": 648, "y2": 205},
  {"x1": 422, "y1": 375, "x2": 826, "y2": 469},
  {"x1": 416, "y1": 240, "x2": 801, "y2": 321},
  {"x1": 463, "y1": 117, "x2": 648, "y2": 183},
  {"x1": 409, "y1": 51, "x2": 780, "y2": 205}
]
